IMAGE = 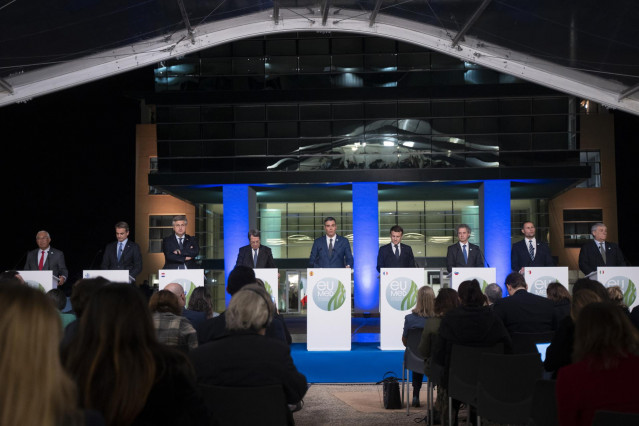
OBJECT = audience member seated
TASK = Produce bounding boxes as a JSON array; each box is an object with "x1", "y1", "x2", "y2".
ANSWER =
[
  {"x1": 61, "y1": 277, "x2": 110, "y2": 349},
  {"x1": 402, "y1": 285, "x2": 435, "y2": 407},
  {"x1": 46, "y1": 288, "x2": 76, "y2": 328},
  {"x1": 198, "y1": 266, "x2": 291, "y2": 344},
  {"x1": 607, "y1": 285, "x2": 630, "y2": 315},
  {"x1": 631, "y1": 306, "x2": 639, "y2": 331},
  {"x1": 546, "y1": 282, "x2": 571, "y2": 321},
  {"x1": 164, "y1": 282, "x2": 207, "y2": 331},
  {"x1": 483, "y1": 283, "x2": 502, "y2": 306},
  {"x1": 0, "y1": 284, "x2": 104, "y2": 426},
  {"x1": 149, "y1": 290, "x2": 198, "y2": 352},
  {"x1": 493, "y1": 272, "x2": 556, "y2": 333},
  {"x1": 572, "y1": 278, "x2": 609, "y2": 300},
  {"x1": 0, "y1": 269, "x2": 25, "y2": 284},
  {"x1": 433, "y1": 279, "x2": 511, "y2": 425},
  {"x1": 190, "y1": 285, "x2": 307, "y2": 406},
  {"x1": 544, "y1": 289, "x2": 601, "y2": 378},
  {"x1": 187, "y1": 286, "x2": 218, "y2": 319},
  {"x1": 557, "y1": 302, "x2": 639, "y2": 426},
  {"x1": 63, "y1": 284, "x2": 208, "y2": 426}
]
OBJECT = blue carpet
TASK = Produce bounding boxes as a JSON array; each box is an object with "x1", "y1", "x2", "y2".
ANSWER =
[{"x1": 291, "y1": 342, "x2": 404, "y2": 383}]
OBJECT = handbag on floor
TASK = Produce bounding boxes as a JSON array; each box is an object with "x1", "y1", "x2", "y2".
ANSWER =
[{"x1": 377, "y1": 371, "x2": 402, "y2": 409}]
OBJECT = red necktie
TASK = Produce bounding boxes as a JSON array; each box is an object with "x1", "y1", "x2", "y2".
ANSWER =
[{"x1": 38, "y1": 250, "x2": 45, "y2": 270}]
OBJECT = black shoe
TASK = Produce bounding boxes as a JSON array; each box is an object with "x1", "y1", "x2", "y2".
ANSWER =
[{"x1": 412, "y1": 395, "x2": 420, "y2": 407}]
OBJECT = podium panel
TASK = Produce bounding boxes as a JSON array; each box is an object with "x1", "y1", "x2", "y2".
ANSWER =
[
  {"x1": 159, "y1": 269, "x2": 204, "y2": 306},
  {"x1": 254, "y1": 268, "x2": 279, "y2": 309},
  {"x1": 597, "y1": 267, "x2": 639, "y2": 310},
  {"x1": 524, "y1": 267, "x2": 569, "y2": 297},
  {"x1": 379, "y1": 268, "x2": 425, "y2": 350},
  {"x1": 18, "y1": 270, "x2": 54, "y2": 292},
  {"x1": 307, "y1": 268, "x2": 351, "y2": 351},
  {"x1": 82, "y1": 270, "x2": 130, "y2": 283},
  {"x1": 451, "y1": 268, "x2": 496, "y2": 291}
]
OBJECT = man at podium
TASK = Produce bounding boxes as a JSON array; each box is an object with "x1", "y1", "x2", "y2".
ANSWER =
[
  {"x1": 101, "y1": 221, "x2": 142, "y2": 282},
  {"x1": 308, "y1": 217, "x2": 353, "y2": 268},
  {"x1": 511, "y1": 221, "x2": 554, "y2": 273},
  {"x1": 235, "y1": 229, "x2": 276, "y2": 269},
  {"x1": 162, "y1": 215, "x2": 199, "y2": 270},
  {"x1": 376, "y1": 225, "x2": 417, "y2": 271},
  {"x1": 578, "y1": 223, "x2": 626, "y2": 276},
  {"x1": 446, "y1": 224, "x2": 483, "y2": 273},
  {"x1": 24, "y1": 230, "x2": 68, "y2": 286}
]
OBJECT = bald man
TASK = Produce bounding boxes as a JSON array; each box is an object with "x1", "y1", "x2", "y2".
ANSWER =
[{"x1": 164, "y1": 282, "x2": 206, "y2": 330}]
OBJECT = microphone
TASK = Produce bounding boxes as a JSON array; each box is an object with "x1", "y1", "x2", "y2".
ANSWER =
[
  {"x1": 88, "y1": 249, "x2": 103, "y2": 269},
  {"x1": 479, "y1": 248, "x2": 491, "y2": 268}
]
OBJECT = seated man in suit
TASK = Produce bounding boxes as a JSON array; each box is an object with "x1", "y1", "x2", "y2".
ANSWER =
[
  {"x1": 101, "y1": 221, "x2": 142, "y2": 282},
  {"x1": 235, "y1": 229, "x2": 277, "y2": 269},
  {"x1": 578, "y1": 222, "x2": 626, "y2": 276},
  {"x1": 308, "y1": 216, "x2": 353, "y2": 269},
  {"x1": 511, "y1": 221, "x2": 554, "y2": 273},
  {"x1": 493, "y1": 272, "x2": 557, "y2": 333},
  {"x1": 446, "y1": 224, "x2": 483, "y2": 273},
  {"x1": 376, "y1": 225, "x2": 417, "y2": 272},
  {"x1": 162, "y1": 215, "x2": 199, "y2": 270},
  {"x1": 24, "y1": 230, "x2": 68, "y2": 287}
]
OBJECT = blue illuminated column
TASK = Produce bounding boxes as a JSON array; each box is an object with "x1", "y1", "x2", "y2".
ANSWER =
[
  {"x1": 479, "y1": 180, "x2": 511, "y2": 295},
  {"x1": 352, "y1": 183, "x2": 379, "y2": 313},
  {"x1": 223, "y1": 185, "x2": 255, "y2": 306}
]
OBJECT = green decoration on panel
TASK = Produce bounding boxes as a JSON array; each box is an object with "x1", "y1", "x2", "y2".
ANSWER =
[
  {"x1": 327, "y1": 281, "x2": 346, "y2": 311},
  {"x1": 400, "y1": 281, "x2": 418, "y2": 310}
]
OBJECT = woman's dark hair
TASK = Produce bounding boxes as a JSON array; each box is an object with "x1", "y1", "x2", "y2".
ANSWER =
[
  {"x1": 434, "y1": 288, "x2": 460, "y2": 316},
  {"x1": 572, "y1": 278, "x2": 608, "y2": 301},
  {"x1": 546, "y1": 282, "x2": 571, "y2": 303},
  {"x1": 458, "y1": 279, "x2": 486, "y2": 307},
  {"x1": 46, "y1": 288, "x2": 67, "y2": 311},
  {"x1": 187, "y1": 286, "x2": 213, "y2": 318},
  {"x1": 148, "y1": 290, "x2": 181, "y2": 315}
]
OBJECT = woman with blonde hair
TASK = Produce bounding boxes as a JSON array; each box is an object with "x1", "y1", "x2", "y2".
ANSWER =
[
  {"x1": 0, "y1": 284, "x2": 100, "y2": 426},
  {"x1": 401, "y1": 285, "x2": 436, "y2": 407}
]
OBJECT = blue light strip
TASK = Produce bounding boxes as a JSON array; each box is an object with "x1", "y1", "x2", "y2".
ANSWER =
[
  {"x1": 223, "y1": 185, "x2": 250, "y2": 306},
  {"x1": 352, "y1": 183, "x2": 379, "y2": 312},
  {"x1": 481, "y1": 180, "x2": 511, "y2": 295}
]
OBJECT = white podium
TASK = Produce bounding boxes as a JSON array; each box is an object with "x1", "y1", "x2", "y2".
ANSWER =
[
  {"x1": 254, "y1": 268, "x2": 279, "y2": 309},
  {"x1": 307, "y1": 268, "x2": 351, "y2": 351},
  {"x1": 18, "y1": 270, "x2": 54, "y2": 292},
  {"x1": 158, "y1": 269, "x2": 205, "y2": 306},
  {"x1": 450, "y1": 267, "x2": 496, "y2": 291},
  {"x1": 82, "y1": 270, "x2": 130, "y2": 283},
  {"x1": 379, "y1": 268, "x2": 425, "y2": 350},
  {"x1": 597, "y1": 267, "x2": 639, "y2": 310},
  {"x1": 523, "y1": 267, "x2": 569, "y2": 297}
]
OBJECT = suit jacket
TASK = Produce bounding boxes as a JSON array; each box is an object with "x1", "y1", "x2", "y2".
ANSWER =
[
  {"x1": 376, "y1": 243, "x2": 417, "y2": 272},
  {"x1": 162, "y1": 234, "x2": 200, "y2": 270},
  {"x1": 578, "y1": 240, "x2": 626, "y2": 276},
  {"x1": 446, "y1": 242, "x2": 483, "y2": 273},
  {"x1": 235, "y1": 244, "x2": 277, "y2": 269},
  {"x1": 197, "y1": 311, "x2": 291, "y2": 346},
  {"x1": 101, "y1": 240, "x2": 143, "y2": 280},
  {"x1": 24, "y1": 246, "x2": 68, "y2": 279},
  {"x1": 492, "y1": 289, "x2": 557, "y2": 333},
  {"x1": 511, "y1": 239, "x2": 554, "y2": 271},
  {"x1": 308, "y1": 234, "x2": 353, "y2": 268}
]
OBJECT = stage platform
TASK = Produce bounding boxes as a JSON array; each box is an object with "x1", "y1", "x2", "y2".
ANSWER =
[{"x1": 286, "y1": 316, "x2": 405, "y2": 383}]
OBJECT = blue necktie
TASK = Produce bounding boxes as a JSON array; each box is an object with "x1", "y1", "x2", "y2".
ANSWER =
[
  {"x1": 117, "y1": 242, "x2": 123, "y2": 262},
  {"x1": 462, "y1": 244, "x2": 468, "y2": 264},
  {"x1": 394, "y1": 244, "x2": 400, "y2": 259},
  {"x1": 328, "y1": 239, "x2": 333, "y2": 257}
]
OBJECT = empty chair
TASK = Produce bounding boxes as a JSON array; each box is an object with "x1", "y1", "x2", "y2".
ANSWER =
[
  {"x1": 526, "y1": 379, "x2": 557, "y2": 426},
  {"x1": 199, "y1": 384, "x2": 293, "y2": 425},
  {"x1": 511, "y1": 331, "x2": 555, "y2": 354},
  {"x1": 403, "y1": 327, "x2": 426, "y2": 415},
  {"x1": 592, "y1": 410, "x2": 639, "y2": 426},
  {"x1": 476, "y1": 353, "x2": 543, "y2": 425}
]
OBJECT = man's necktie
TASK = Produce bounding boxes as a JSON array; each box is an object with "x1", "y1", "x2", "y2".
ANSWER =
[
  {"x1": 394, "y1": 244, "x2": 400, "y2": 259},
  {"x1": 529, "y1": 241, "x2": 535, "y2": 261},
  {"x1": 462, "y1": 244, "x2": 468, "y2": 264},
  {"x1": 178, "y1": 238, "x2": 184, "y2": 250},
  {"x1": 38, "y1": 250, "x2": 45, "y2": 270},
  {"x1": 328, "y1": 238, "x2": 333, "y2": 257},
  {"x1": 117, "y1": 242, "x2": 123, "y2": 262},
  {"x1": 253, "y1": 249, "x2": 258, "y2": 267},
  {"x1": 600, "y1": 243, "x2": 606, "y2": 264}
]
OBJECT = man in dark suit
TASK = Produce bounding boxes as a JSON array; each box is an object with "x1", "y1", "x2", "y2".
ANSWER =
[
  {"x1": 578, "y1": 222, "x2": 626, "y2": 276},
  {"x1": 376, "y1": 225, "x2": 417, "y2": 272},
  {"x1": 235, "y1": 229, "x2": 277, "y2": 269},
  {"x1": 493, "y1": 272, "x2": 557, "y2": 333},
  {"x1": 101, "y1": 221, "x2": 142, "y2": 282},
  {"x1": 308, "y1": 216, "x2": 353, "y2": 268},
  {"x1": 446, "y1": 224, "x2": 483, "y2": 273},
  {"x1": 162, "y1": 215, "x2": 199, "y2": 269},
  {"x1": 24, "y1": 230, "x2": 68, "y2": 286},
  {"x1": 511, "y1": 221, "x2": 554, "y2": 273}
]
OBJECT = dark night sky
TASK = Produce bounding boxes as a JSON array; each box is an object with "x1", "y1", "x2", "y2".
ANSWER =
[{"x1": 1, "y1": 68, "x2": 639, "y2": 280}]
